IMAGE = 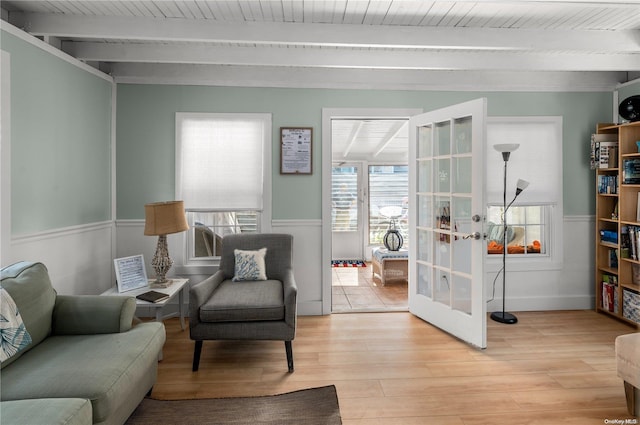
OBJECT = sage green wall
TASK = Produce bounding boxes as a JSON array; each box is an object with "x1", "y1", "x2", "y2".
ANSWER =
[
  {"x1": 2, "y1": 30, "x2": 112, "y2": 235},
  {"x1": 116, "y1": 85, "x2": 612, "y2": 220}
]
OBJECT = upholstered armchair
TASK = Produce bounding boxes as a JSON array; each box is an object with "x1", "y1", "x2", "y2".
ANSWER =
[{"x1": 189, "y1": 233, "x2": 297, "y2": 372}]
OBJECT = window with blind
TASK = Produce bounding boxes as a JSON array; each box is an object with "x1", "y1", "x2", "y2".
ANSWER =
[
  {"x1": 369, "y1": 165, "x2": 408, "y2": 245},
  {"x1": 485, "y1": 117, "x2": 562, "y2": 260},
  {"x1": 176, "y1": 113, "x2": 272, "y2": 262}
]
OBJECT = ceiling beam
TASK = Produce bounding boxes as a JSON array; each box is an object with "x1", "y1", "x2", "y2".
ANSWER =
[
  {"x1": 110, "y1": 63, "x2": 626, "y2": 92},
  {"x1": 64, "y1": 41, "x2": 640, "y2": 71},
  {"x1": 22, "y1": 12, "x2": 640, "y2": 53},
  {"x1": 342, "y1": 122, "x2": 364, "y2": 159},
  {"x1": 373, "y1": 122, "x2": 408, "y2": 158}
]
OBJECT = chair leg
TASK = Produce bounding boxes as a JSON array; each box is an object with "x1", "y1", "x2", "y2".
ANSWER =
[
  {"x1": 192, "y1": 340, "x2": 203, "y2": 372},
  {"x1": 285, "y1": 340, "x2": 294, "y2": 373},
  {"x1": 623, "y1": 381, "x2": 638, "y2": 416}
]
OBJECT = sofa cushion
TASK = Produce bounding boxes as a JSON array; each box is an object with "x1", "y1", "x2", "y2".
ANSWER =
[
  {"x1": 0, "y1": 288, "x2": 32, "y2": 362},
  {"x1": 0, "y1": 262, "x2": 56, "y2": 368},
  {"x1": 200, "y1": 279, "x2": 284, "y2": 322},
  {"x1": 0, "y1": 322, "x2": 165, "y2": 424},
  {"x1": 0, "y1": 398, "x2": 92, "y2": 425}
]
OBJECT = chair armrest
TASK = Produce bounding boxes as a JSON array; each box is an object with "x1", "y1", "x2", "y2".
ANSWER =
[
  {"x1": 281, "y1": 268, "x2": 297, "y2": 327},
  {"x1": 53, "y1": 295, "x2": 136, "y2": 335},
  {"x1": 189, "y1": 271, "x2": 225, "y2": 328}
]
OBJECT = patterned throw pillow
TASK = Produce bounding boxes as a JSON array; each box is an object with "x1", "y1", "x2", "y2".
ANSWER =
[
  {"x1": 232, "y1": 248, "x2": 268, "y2": 281},
  {"x1": 0, "y1": 287, "x2": 32, "y2": 362}
]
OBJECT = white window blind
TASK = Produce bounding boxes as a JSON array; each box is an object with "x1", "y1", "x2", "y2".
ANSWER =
[
  {"x1": 486, "y1": 118, "x2": 562, "y2": 205},
  {"x1": 177, "y1": 113, "x2": 267, "y2": 210}
]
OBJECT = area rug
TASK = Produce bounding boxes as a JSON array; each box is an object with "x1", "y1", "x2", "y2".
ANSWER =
[
  {"x1": 332, "y1": 260, "x2": 366, "y2": 267},
  {"x1": 125, "y1": 385, "x2": 342, "y2": 425}
]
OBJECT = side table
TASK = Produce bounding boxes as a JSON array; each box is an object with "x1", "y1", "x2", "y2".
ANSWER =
[{"x1": 101, "y1": 278, "x2": 190, "y2": 330}]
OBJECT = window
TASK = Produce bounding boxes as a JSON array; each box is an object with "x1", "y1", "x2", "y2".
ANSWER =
[
  {"x1": 176, "y1": 113, "x2": 271, "y2": 262},
  {"x1": 369, "y1": 165, "x2": 408, "y2": 245},
  {"x1": 486, "y1": 117, "x2": 562, "y2": 261},
  {"x1": 331, "y1": 166, "x2": 358, "y2": 232}
]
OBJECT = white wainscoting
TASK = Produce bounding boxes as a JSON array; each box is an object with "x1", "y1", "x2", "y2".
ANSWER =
[
  {"x1": 485, "y1": 215, "x2": 595, "y2": 312},
  {"x1": 4, "y1": 221, "x2": 115, "y2": 295}
]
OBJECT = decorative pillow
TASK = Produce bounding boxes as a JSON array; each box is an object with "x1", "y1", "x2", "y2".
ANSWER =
[
  {"x1": 0, "y1": 287, "x2": 32, "y2": 362},
  {"x1": 487, "y1": 222, "x2": 515, "y2": 244},
  {"x1": 232, "y1": 248, "x2": 268, "y2": 281}
]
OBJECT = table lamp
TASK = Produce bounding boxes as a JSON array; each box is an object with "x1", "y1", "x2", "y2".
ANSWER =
[{"x1": 144, "y1": 201, "x2": 189, "y2": 285}]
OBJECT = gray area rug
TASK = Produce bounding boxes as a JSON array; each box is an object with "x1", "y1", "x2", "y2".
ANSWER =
[{"x1": 126, "y1": 385, "x2": 342, "y2": 425}]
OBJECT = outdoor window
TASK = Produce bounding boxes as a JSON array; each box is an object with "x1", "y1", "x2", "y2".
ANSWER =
[
  {"x1": 369, "y1": 165, "x2": 408, "y2": 245},
  {"x1": 176, "y1": 113, "x2": 271, "y2": 262},
  {"x1": 331, "y1": 166, "x2": 358, "y2": 232},
  {"x1": 485, "y1": 117, "x2": 562, "y2": 259}
]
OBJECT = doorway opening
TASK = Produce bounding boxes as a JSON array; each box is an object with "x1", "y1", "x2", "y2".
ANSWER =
[{"x1": 330, "y1": 117, "x2": 410, "y2": 313}]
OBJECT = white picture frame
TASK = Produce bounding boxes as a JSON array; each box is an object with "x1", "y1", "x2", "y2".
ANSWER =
[{"x1": 114, "y1": 255, "x2": 148, "y2": 293}]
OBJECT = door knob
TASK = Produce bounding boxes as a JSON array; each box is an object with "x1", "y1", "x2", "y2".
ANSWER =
[{"x1": 463, "y1": 232, "x2": 481, "y2": 240}]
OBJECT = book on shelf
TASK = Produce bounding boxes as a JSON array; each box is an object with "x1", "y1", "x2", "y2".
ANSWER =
[
  {"x1": 597, "y1": 175, "x2": 618, "y2": 194},
  {"x1": 136, "y1": 290, "x2": 170, "y2": 304},
  {"x1": 623, "y1": 158, "x2": 640, "y2": 184},
  {"x1": 590, "y1": 134, "x2": 618, "y2": 169}
]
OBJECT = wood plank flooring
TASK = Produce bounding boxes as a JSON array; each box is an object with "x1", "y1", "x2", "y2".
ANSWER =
[{"x1": 153, "y1": 311, "x2": 638, "y2": 424}]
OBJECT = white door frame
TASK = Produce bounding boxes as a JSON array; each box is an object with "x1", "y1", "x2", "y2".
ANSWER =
[{"x1": 321, "y1": 108, "x2": 422, "y2": 314}]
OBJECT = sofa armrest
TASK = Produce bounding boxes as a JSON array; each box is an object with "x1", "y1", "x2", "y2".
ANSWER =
[
  {"x1": 189, "y1": 271, "x2": 225, "y2": 329},
  {"x1": 53, "y1": 295, "x2": 136, "y2": 335}
]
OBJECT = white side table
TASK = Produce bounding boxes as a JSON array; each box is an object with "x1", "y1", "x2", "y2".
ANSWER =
[{"x1": 101, "y1": 278, "x2": 190, "y2": 330}]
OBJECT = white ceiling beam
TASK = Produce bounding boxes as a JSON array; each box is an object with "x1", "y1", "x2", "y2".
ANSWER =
[
  {"x1": 22, "y1": 12, "x2": 640, "y2": 53},
  {"x1": 110, "y1": 62, "x2": 626, "y2": 92},
  {"x1": 64, "y1": 41, "x2": 640, "y2": 71},
  {"x1": 373, "y1": 122, "x2": 408, "y2": 158},
  {"x1": 342, "y1": 121, "x2": 364, "y2": 159}
]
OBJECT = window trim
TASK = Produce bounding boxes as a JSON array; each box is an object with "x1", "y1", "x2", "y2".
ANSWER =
[
  {"x1": 175, "y1": 112, "x2": 272, "y2": 269},
  {"x1": 484, "y1": 116, "x2": 563, "y2": 272}
]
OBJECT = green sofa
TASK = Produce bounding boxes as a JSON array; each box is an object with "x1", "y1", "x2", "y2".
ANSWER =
[{"x1": 0, "y1": 261, "x2": 166, "y2": 425}]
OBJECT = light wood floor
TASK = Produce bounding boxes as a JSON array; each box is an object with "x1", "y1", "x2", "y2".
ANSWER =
[{"x1": 153, "y1": 311, "x2": 638, "y2": 424}]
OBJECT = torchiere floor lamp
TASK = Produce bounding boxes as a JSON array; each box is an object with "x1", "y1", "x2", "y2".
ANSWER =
[{"x1": 491, "y1": 143, "x2": 529, "y2": 324}]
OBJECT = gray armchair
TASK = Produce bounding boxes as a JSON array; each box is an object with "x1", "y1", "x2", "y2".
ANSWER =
[{"x1": 189, "y1": 233, "x2": 297, "y2": 372}]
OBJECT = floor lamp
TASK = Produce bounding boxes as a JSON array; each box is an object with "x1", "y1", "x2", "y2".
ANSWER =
[{"x1": 491, "y1": 144, "x2": 529, "y2": 325}]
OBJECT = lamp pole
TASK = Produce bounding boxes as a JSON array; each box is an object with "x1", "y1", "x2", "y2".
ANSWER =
[{"x1": 490, "y1": 144, "x2": 527, "y2": 325}]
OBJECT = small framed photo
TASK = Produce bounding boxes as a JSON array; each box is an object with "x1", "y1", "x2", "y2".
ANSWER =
[
  {"x1": 280, "y1": 127, "x2": 312, "y2": 174},
  {"x1": 114, "y1": 255, "x2": 148, "y2": 293}
]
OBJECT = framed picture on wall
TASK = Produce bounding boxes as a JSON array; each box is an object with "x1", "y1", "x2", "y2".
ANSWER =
[{"x1": 280, "y1": 127, "x2": 312, "y2": 174}]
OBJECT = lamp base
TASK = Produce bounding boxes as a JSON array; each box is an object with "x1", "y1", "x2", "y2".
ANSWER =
[{"x1": 490, "y1": 311, "x2": 518, "y2": 324}]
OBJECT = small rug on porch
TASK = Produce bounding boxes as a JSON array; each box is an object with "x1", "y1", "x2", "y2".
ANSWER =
[
  {"x1": 125, "y1": 385, "x2": 342, "y2": 425},
  {"x1": 332, "y1": 260, "x2": 366, "y2": 267}
]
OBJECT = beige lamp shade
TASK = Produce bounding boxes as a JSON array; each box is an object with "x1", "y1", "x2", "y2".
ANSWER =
[{"x1": 144, "y1": 201, "x2": 189, "y2": 236}]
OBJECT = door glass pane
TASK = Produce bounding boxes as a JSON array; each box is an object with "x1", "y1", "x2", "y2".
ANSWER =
[
  {"x1": 435, "y1": 121, "x2": 450, "y2": 156},
  {"x1": 436, "y1": 158, "x2": 450, "y2": 193},
  {"x1": 453, "y1": 156, "x2": 472, "y2": 194},
  {"x1": 417, "y1": 195, "x2": 432, "y2": 228},
  {"x1": 417, "y1": 262, "x2": 432, "y2": 298},
  {"x1": 452, "y1": 233, "x2": 472, "y2": 274},
  {"x1": 454, "y1": 116, "x2": 472, "y2": 154},
  {"x1": 417, "y1": 229, "x2": 431, "y2": 262},
  {"x1": 452, "y1": 274, "x2": 472, "y2": 315},
  {"x1": 417, "y1": 160, "x2": 431, "y2": 193},
  {"x1": 435, "y1": 270, "x2": 451, "y2": 306},
  {"x1": 452, "y1": 196, "x2": 471, "y2": 235},
  {"x1": 435, "y1": 238, "x2": 451, "y2": 269},
  {"x1": 418, "y1": 125, "x2": 432, "y2": 158},
  {"x1": 332, "y1": 166, "x2": 358, "y2": 231}
]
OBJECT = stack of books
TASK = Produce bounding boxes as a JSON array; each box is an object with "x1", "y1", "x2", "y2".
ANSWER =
[
  {"x1": 590, "y1": 133, "x2": 618, "y2": 169},
  {"x1": 601, "y1": 274, "x2": 618, "y2": 313}
]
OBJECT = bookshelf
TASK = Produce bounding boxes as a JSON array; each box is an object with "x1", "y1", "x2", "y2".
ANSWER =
[{"x1": 595, "y1": 121, "x2": 640, "y2": 326}]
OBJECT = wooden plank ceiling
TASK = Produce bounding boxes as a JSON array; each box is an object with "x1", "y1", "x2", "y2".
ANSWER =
[{"x1": 1, "y1": 0, "x2": 639, "y2": 92}]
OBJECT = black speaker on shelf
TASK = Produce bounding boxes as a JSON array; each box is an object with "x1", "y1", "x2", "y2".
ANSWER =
[{"x1": 619, "y1": 95, "x2": 640, "y2": 122}]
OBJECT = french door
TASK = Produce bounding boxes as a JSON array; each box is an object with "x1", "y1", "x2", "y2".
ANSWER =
[
  {"x1": 331, "y1": 163, "x2": 364, "y2": 261},
  {"x1": 408, "y1": 99, "x2": 488, "y2": 348}
]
